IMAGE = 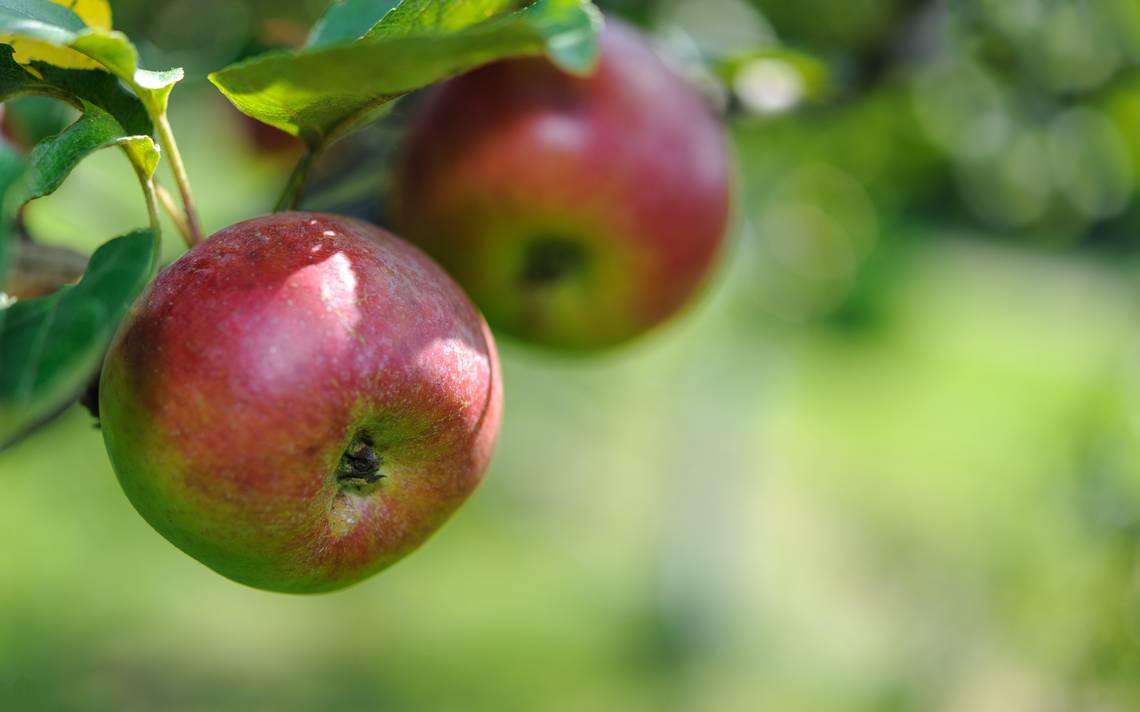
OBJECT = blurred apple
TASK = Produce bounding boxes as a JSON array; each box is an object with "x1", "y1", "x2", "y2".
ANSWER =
[{"x1": 394, "y1": 21, "x2": 731, "y2": 349}]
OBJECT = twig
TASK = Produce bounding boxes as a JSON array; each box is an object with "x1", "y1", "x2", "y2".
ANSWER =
[{"x1": 276, "y1": 148, "x2": 320, "y2": 212}]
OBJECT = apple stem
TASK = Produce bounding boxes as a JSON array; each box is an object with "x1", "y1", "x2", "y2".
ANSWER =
[
  {"x1": 154, "y1": 113, "x2": 204, "y2": 245},
  {"x1": 276, "y1": 148, "x2": 320, "y2": 212}
]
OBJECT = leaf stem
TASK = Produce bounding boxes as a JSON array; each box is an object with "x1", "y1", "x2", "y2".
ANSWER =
[
  {"x1": 134, "y1": 168, "x2": 163, "y2": 274},
  {"x1": 156, "y1": 183, "x2": 194, "y2": 247},
  {"x1": 153, "y1": 112, "x2": 203, "y2": 244},
  {"x1": 275, "y1": 148, "x2": 320, "y2": 212}
]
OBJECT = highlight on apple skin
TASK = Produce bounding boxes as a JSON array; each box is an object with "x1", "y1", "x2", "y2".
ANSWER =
[
  {"x1": 99, "y1": 212, "x2": 502, "y2": 593},
  {"x1": 394, "y1": 20, "x2": 731, "y2": 350}
]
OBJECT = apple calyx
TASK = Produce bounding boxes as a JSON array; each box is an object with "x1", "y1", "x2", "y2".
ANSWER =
[
  {"x1": 521, "y1": 237, "x2": 588, "y2": 286},
  {"x1": 336, "y1": 431, "x2": 383, "y2": 489}
]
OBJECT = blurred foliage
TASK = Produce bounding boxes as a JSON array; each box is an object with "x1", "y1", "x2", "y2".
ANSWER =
[
  {"x1": 635, "y1": 0, "x2": 1140, "y2": 321},
  {"x1": 8, "y1": 0, "x2": 1140, "y2": 710},
  {"x1": 746, "y1": 0, "x2": 923, "y2": 52},
  {"x1": 1, "y1": 95, "x2": 76, "y2": 149}
]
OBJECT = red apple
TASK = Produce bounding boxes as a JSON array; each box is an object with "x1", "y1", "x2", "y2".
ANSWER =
[
  {"x1": 393, "y1": 21, "x2": 731, "y2": 349},
  {"x1": 99, "y1": 212, "x2": 502, "y2": 593}
]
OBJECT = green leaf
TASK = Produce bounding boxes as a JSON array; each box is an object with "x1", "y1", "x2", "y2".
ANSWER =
[
  {"x1": 210, "y1": 0, "x2": 601, "y2": 148},
  {"x1": 365, "y1": 0, "x2": 522, "y2": 39},
  {"x1": 24, "y1": 101, "x2": 158, "y2": 201},
  {"x1": 0, "y1": 41, "x2": 161, "y2": 449},
  {"x1": 306, "y1": 0, "x2": 401, "y2": 49},
  {"x1": 0, "y1": 141, "x2": 25, "y2": 297},
  {"x1": 0, "y1": 229, "x2": 155, "y2": 449},
  {"x1": 0, "y1": 0, "x2": 183, "y2": 113},
  {"x1": 0, "y1": 54, "x2": 160, "y2": 204},
  {"x1": 15, "y1": 61, "x2": 152, "y2": 136},
  {"x1": 0, "y1": 0, "x2": 84, "y2": 40},
  {"x1": 69, "y1": 31, "x2": 183, "y2": 112}
]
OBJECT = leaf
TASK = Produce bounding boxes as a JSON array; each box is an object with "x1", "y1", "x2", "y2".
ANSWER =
[
  {"x1": 365, "y1": 0, "x2": 522, "y2": 39},
  {"x1": 0, "y1": 141, "x2": 24, "y2": 299},
  {"x1": 18, "y1": 58, "x2": 152, "y2": 135},
  {"x1": 0, "y1": 0, "x2": 182, "y2": 113},
  {"x1": 6, "y1": 0, "x2": 110, "y2": 70},
  {"x1": 210, "y1": 0, "x2": 601, "y2": 148},
  {"x1": 0, "y1": 229, "x2": 155, "y2": 448},
  {"x1": 0, "y1": 44, "x2": 157, "y2": 277},
  {"x1": 306, "y1": 0, "x2": 401, "y2": 49},
  {"x1": 57, "y1": 0, "x2": 111, "y2": 27},
  {"x1": 24, "y1": 101, "x2": 158, "y2": 201},
  {"x1": 307, "y1": 0, "x2": 523, "y2": 48},
  {"x1": 0, "y1": 0, "x2": 83, "y2": 41},
  {"x1": 0, "y1": 40, "x2": 160, "y2": 450}
]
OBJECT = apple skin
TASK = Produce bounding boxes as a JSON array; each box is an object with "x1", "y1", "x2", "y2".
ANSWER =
[
  {"x1": 99, "y1": 212, "x2": 502, "y2": 593},
  {"x1": 393, "y1": 21, "x2": 731, "y2": 350}
]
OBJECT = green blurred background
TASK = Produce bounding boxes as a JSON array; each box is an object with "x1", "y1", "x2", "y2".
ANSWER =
[{"x1": 6, "y1": 0, "x2": 1140, "y2": 709}]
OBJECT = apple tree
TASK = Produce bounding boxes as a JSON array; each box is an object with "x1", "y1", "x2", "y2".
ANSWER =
[{"x1": 0, "y1": 0, "x2": 731, "y2": 591}]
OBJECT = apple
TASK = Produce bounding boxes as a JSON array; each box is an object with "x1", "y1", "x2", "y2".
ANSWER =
[
  {"x1": 393, "y1": 20, "x2": 731, "y2": 350},
  {"x1": 99, "y1": 212, "x2": 502, "y2": 593}
]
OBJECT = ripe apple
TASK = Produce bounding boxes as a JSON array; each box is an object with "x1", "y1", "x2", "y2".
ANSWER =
[
  {"x1": 393, "y1": 20, "x2": 731, "y2": 350},
  {"x1": 99, "y1": 212, "x2": 502, "y2": 593}
]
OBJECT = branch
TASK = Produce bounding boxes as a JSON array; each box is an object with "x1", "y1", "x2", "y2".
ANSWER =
[{"x1": 276, "y1": 147, "x2": 320, "y2": 212}]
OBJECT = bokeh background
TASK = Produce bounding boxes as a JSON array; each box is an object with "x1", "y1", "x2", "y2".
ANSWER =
[{"x1": 6, "y1": 0, "x2": 1140, "y2": 709}]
